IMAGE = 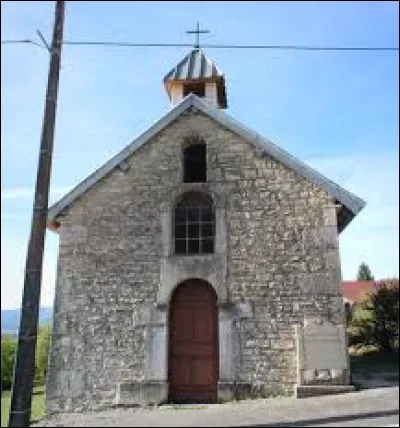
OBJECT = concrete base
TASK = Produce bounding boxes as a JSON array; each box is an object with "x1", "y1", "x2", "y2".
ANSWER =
[
  {"x1": 116, "y1": 380, "x2": 168, "y2": 406},
  {"x1": 295, "y1": 384, "x2": 355, "y2": 398}
]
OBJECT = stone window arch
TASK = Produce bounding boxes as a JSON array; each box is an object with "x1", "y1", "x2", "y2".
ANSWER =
[{"x1": 174, "y1": 192, "x2": 215, "y2": 255}]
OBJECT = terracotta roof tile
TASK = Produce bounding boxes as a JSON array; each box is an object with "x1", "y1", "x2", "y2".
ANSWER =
[{"x1": 340, "y1": 281, "x2": 377, "y2": 303}]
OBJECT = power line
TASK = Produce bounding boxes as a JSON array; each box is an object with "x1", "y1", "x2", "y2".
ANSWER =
[
  {"x1": 1, "y1": 39, "x2": 46, "y2": 49},
  {"x1": 63, "y1": 41, "x2": 399, "y2": 51},
  {"x1": 1, "y1": 38, "x2": 399, "y2": 51},
  {"x1": 65, "y1": 41, "x2": 195, "y2": 47}
]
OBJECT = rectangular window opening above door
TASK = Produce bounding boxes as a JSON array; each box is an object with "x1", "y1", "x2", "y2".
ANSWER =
[{"x1": 183, "y1": 143, "x2": 206, "y2": 183}]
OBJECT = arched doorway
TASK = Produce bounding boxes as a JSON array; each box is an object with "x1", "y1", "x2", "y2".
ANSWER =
[{"x1": 168, "y1": 279, "x2": 219, "y2": 403}]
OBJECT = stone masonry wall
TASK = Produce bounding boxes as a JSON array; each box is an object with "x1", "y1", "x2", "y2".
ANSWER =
[{"x1": 46, "y1": 110, "x2": 345, "y2": 412}]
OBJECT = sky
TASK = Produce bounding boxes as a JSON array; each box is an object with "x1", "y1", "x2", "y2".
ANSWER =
[{"x1": 1, "y1": 1, "x2": 399, "y2": 310}]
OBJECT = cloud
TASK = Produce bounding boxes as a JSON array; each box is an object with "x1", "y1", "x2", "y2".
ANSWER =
[
  {"x1": 1, "y1": 188, "x2": 35, "y2": 200},
  {"x1": 1, "y1": 233, "x2": 58, "y2": 310},
  {"x1": 1, "y1": 213, "x2": 29, "y2": 221},
  {"x1": 1, "y1": 185, "x2": 73, "y2": 203}
]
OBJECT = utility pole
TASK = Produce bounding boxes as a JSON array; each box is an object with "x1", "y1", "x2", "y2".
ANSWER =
[{"x1": 8, "y1": 1, "x2": 65, "y2": 426}]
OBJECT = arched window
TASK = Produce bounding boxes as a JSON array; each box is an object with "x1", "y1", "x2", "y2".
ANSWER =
[
  {"x1": 174, "y1": 192, "x2": 215, "y2": 255},
  {"x1": 183, "y1": 136, "x2": 207, "y2": 183}
]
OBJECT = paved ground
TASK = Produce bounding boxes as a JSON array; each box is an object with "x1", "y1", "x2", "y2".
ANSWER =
[{"x1": 35, "y1": 386, "x2": 399, "y2": 427}]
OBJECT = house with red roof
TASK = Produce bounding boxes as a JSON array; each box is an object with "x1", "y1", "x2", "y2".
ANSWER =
[
  {"x1": 340, "y1": 281, "x2": 377, "y2": 306},
  {"x1": 340, "y1": 280, "x2": 378, "y2": 322}
]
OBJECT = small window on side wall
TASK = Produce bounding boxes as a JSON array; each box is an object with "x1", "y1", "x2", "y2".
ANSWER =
[{"x1": 183, "y1": 141, "x2": 206, "y2": 183}]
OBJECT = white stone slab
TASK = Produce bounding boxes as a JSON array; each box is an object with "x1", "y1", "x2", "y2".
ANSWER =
[{"x1": 296, "y1": 319, "x2": 348, "y2": 372}]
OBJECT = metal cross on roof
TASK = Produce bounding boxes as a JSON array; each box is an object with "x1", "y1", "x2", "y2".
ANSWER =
[{"x1": 186, "y1": 22, "x2": 210, "y2": 49}]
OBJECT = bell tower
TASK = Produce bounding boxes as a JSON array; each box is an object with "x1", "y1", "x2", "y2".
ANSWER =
[{"x1": 163, "y1": 48, "x2": 228, "y2": 109}]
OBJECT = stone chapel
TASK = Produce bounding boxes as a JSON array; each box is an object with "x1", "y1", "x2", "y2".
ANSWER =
[{"x1": 46, "y1": 48, "x2": 365, "y2": 413}]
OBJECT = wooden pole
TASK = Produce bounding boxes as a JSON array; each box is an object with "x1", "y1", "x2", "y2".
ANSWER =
[{"x1": 8, "y1": 1, "x2": 65, "y2": 426}]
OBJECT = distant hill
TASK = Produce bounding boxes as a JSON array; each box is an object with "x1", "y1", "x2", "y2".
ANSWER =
[{"x1": 1, "y1": 307, "x2": 53, "y2": 335}]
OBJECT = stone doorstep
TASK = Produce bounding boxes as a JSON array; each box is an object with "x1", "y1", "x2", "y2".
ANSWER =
[
  {"x1": 295, "y1": 384, "x2": 355, "y2": 399},
  {"x1": 116, "y1": 380, "x2": 252, "y2": 406}
]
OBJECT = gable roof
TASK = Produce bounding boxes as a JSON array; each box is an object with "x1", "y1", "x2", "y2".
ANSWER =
[
  {"x1": 340, "y1": 281, "x2": 377, "y2": 303},
  {"x1": 47, "y1": 94, "x2": 365, "y2": 232}
]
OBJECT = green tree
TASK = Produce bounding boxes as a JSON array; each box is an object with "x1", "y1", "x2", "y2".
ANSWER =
[
  {"x1": 348, "y1": 278, "x2": 399, "y2": 352},
  {"x1": 357, "y1": 262, "x2": 374, "y2": 281},
  {"x1": 34, "y1": 324, "x2": 52, "y2": 385},
  {"x1": 1, "y1": 335, "x2": 17, "y2": 390},
  {"x1": 1, "y1": 325, "x2": 52, "y2": 392}
]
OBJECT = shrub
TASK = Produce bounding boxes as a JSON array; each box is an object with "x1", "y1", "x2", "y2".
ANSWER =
[
  {"x1": 35, "y1": 325, "x2": 51, "y2": 385},
  {"x1": 1, "y1": 335, "x2": 17, "y2": 390},
  {"x1": 1, "y1": 324, "x2": 51, "y2": 391},
  {"x1": 348, "y1": 278, "x2": 399, "y2": 353}
]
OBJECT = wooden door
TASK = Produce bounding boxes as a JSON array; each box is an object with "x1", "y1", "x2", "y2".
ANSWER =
[{"x1": 168, "y1": 279, "x2": 218, "y2": 403}]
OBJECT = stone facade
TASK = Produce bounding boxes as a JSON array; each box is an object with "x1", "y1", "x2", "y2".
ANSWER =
[{"x1": 46, "y1": 110, "x2": 347, "y2": 413}]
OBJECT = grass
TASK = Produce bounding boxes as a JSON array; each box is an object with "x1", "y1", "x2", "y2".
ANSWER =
[{"x1": 1, "y1": 385, "x2": 46, "y2": 427}]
